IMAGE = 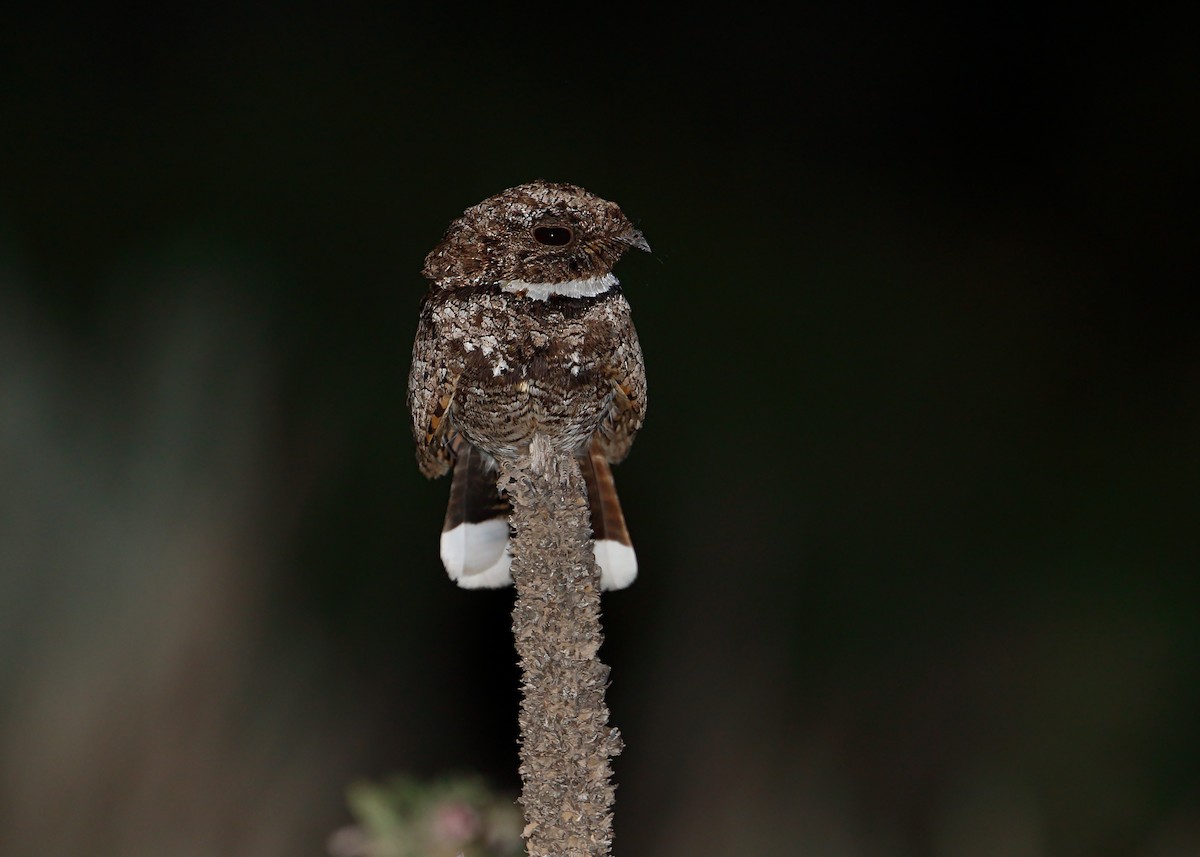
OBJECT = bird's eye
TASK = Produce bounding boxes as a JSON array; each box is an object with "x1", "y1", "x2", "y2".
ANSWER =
[{"x1": 532, "y1": 225, "x2": 573, "y2": 246}]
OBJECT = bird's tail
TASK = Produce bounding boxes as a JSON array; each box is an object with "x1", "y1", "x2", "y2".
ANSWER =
[
  {"x1": 438, "y1": 439, "x2": 637, "y2": 590},
  {"x1": 579, "y1": 440, "x2": 638, "y2": 590},
  {"x1": 439, "y1": 442, "x2": 513, "y2": 587}
]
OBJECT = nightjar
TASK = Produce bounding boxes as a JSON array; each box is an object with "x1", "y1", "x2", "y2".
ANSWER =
[{"x1": 408, "y1": 180, "x2": 648, "y2": 589}]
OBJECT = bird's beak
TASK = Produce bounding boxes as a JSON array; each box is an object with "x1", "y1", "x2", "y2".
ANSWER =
[{"x1": 623, "y1": 228, "x2": 651, "y2": 253}]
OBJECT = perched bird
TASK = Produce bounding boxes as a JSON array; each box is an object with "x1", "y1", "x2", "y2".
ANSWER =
[{"x1": 408, "y1": 180, "x2": 649, "y2": 590}]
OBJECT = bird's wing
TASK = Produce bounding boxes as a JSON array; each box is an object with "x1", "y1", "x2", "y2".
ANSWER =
[
  {"x1": 594, "y1": 304, "x2": 646, "y2": 464},
  {"x1": 408, "y1": 298, "x2": 460, "y2": 479}
]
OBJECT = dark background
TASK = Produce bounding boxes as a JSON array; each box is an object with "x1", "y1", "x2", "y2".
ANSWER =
[{"x1": 2, "y1": 6, "x2": 1197, "y2": 856}]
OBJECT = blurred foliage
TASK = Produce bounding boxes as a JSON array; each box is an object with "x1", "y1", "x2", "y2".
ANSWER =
[{"x1": 329, "y1": 775, "x2": 522, "y2": 857}]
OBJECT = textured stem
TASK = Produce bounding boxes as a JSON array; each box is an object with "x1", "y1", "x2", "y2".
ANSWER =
[{"x1": 499, "y1": 434, "x2": 623, "y2": 857}]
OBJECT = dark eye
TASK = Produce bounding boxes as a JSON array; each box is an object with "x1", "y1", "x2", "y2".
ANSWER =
[{"x1": 532, "y1": 225, "x2": 573, "y2": 246}]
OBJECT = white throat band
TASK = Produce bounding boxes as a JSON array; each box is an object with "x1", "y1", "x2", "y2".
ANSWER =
[{"x1": 500, "y1": 273, "x2": 618, "y2": 301}]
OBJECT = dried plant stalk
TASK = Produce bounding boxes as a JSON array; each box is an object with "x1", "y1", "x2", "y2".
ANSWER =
[{"x1": 498, "y1": 434, "x2": 623, "y2": 857}]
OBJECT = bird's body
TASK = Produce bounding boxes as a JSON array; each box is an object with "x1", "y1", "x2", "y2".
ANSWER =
[
  {"x1": 411, "y1": 288, "x2": 642, "y2": 462},
  {"x1": 408, "y1": 181, "x2": 648, "y2": 590}
]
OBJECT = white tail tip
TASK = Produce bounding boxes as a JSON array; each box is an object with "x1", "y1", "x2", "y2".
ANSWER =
[
  {"x1": 441, "y1": 524, "x2": 635, "y2": 591},
  {"x1": 594, "y1": 539, "x2": 638, "y2": 590},
  {"x1": 440, "y1": 520, "x2": 513, "y2": 588}
]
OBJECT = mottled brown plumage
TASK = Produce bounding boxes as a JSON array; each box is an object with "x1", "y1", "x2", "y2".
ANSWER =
[{"x1": 408, "y1": 180, "x2": 648, "y2": 589}]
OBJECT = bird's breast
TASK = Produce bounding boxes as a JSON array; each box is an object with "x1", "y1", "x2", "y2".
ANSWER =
[{"x1": 435, "y1": 292, "x2": 624, "y2": 458}]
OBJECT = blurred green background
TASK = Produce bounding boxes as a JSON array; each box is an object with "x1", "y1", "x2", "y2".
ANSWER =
[{"x1": 2, "y1": 6, "x2": 1197, "y2": 856}]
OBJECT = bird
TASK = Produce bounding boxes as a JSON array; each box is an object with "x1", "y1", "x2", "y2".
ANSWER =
[{"x1": 408, "y1": 180, "x2": 649, "y2": 590}]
